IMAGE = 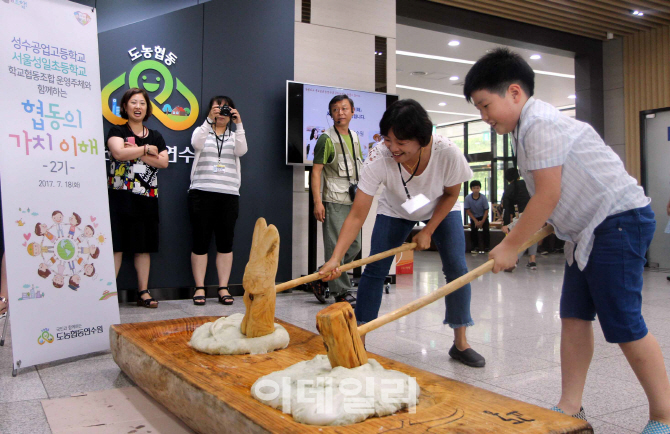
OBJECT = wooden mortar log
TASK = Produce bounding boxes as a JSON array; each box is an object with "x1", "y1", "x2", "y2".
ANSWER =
[
  {"x1": 316, "y1": 225, "x2": 554, "y2": 369},
  {"x1": 241, "y1": 218, "x2": 280, "y2": 338}
]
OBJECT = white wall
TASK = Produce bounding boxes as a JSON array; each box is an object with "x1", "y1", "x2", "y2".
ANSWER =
[{"x1": 292, "y1": 0, "x2": 396, "y2": 278}]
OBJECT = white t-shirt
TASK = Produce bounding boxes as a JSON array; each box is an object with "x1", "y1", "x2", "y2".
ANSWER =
[{"x1": 357, "y1": 134, "x2": 472, "y2": 221}]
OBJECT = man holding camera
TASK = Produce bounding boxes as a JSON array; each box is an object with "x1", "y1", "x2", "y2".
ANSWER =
[{"x1": 311, "y1": 95, "x2": 363, "y2": 306}]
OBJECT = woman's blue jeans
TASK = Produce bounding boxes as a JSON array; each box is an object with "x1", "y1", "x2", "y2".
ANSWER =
[{"x1": 355, "y1": 211, "x2": 474, "y2": 329}]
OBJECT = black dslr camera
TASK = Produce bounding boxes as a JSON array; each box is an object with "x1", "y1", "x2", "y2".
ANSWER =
[{"x1": 219, "y1": 105, "x2": 233, "y2": 117}]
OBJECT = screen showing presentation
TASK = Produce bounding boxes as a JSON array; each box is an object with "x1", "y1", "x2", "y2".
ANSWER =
[{"x1": 286, "y1": 81, "x2": 398, "y2": 165}]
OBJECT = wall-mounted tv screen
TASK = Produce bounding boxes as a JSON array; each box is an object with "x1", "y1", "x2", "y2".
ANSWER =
[{"x1": 286, "y1": 81, "x2": 399, "y2": 165}]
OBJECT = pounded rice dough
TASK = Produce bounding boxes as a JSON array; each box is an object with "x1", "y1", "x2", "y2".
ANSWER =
[
  {"x1": 189, "y1": 313, "x2": 289, "y2": 355},
  {"x1": 251, "y1": 354, "x2": 420, "y2": 426}
]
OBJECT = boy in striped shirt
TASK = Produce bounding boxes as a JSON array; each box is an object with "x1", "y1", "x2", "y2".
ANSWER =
[{"x1": 464, "y1": 48, "x2": 670, "y2": 433}]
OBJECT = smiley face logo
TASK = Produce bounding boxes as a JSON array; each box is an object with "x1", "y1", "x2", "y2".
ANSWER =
[
  {"x1": 140, "y1": 75, "x2": 161, "y2": 92},
  {"x1": 101, "y1": 59, "x2": 199, "y2": 131}
]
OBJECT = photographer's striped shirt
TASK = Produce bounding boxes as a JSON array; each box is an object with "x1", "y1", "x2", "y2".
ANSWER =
[{"x1": 189, "y1": 119, "x2": 247, "y2": 196}]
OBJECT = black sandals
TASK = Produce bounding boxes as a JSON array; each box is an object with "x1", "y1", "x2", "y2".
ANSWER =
[
  {"x1": 218, "y1": 286, "x2": 234, "y2": 305},
  {"x1": 136, "y1": 289, "x2": 158, "y2": 308},
  {"x1": 193, "y1": 286, "x2": 207, "y2": 306}
]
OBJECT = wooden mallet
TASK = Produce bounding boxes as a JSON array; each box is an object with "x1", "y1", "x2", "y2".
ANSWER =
[
  {"x1": 315, "y1": 225, "x2": 554, "y2": 369},
  {"x1": 274, "y1": 243, "x2": 416, "y2": 293},
  {"x1": 241, "y1": 216, "x2": 415, "y2": 338}
]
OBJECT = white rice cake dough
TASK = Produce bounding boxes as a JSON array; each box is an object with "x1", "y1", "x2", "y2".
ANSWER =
[
  {"x1": 189, "y1": 313, "x2": 289, "y2": 355},
  {"x1": 251, "y1": 354, "x2": 420, "y2": 426}
]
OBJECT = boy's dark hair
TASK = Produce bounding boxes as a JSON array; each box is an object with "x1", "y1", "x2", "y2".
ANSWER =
[
  {"x1": 120, "y1": 88, "x2": 152, "y2": 121},
  {"x1": 470, "y1": 180, "x2": 481, "y2": 189},
  {"x1": 52, "y1": 210, "x2": 62, "y2": 217},
  {"x1": 328, "y1": 95, "x2": 354, "y2": 115},
  {"x1": 379, "y1": 99, "x2": 433, "y2": 147},
  {"x1": 505, "y1": 167, "x2": 520, "y2": 182},
  {"x1": 464, "y1": 48, "x2": 535, "y2": 103},
  {"x1": 72, "y1": 212, "x2": 81, "y2": 225}
]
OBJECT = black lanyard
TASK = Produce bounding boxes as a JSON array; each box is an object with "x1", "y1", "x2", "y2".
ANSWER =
[
  {"x1": 333, "y1": 128, "x2": 359, "y2": 183},
  {"x1": 126, "y1": 124, "x2": 147, "y2": 146},
  {"x1": 212, "y1": 122, "x2": 231, "y2": 162},
  {"x1": 397, "y1": 150, "x2": 422, "y2": 200}
]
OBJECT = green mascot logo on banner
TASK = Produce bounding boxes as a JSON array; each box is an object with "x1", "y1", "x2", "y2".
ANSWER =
[{"x1": 101, "y1": 59, "x2": 199, "y2": 131}]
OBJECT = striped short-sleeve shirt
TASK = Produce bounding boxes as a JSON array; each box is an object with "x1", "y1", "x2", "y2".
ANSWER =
[
  {"x1": 514, "y1": 97, "x2": 649, "y2": 270},
  {"x1": 189, "y1": 125, "x2": 246, "y2": 195}
]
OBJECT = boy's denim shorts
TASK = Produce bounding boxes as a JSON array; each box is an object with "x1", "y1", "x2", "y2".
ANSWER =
[{"x1": 560, "y1": 205, "x2": 655, "y2": 344}]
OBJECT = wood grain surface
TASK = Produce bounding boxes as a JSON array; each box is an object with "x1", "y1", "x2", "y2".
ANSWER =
[{"x1": 111, "y1": 317, "x2": 592, "y2": 434}]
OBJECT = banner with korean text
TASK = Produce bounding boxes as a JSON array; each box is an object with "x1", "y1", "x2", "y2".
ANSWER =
[{"x1": 0, "y1": 0, "x2": 120, "y2": 370}]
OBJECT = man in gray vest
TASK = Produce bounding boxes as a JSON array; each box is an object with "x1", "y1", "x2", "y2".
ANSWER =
[{"x1": 311, "y1": 95, "x2": 362, "y2": 306}]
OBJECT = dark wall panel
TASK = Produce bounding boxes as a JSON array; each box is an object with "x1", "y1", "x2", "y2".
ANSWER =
[
  {"x1": 99, "y1": 6, "x2": 204, "y2": 291},
  {"x1": 71, "y1": 0, "x2": 208, "y2": 33},
  {"x1": 98, "y1": 0, "x2": 294, "y2": 291},
  {"x1": 202, "y1": 0, "x2": 295, "y2": 284}
]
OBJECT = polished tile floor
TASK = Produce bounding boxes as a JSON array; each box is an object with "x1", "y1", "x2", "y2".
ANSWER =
[{"x1": 2, "y1": 251, "x2": 669, "y2": 433}]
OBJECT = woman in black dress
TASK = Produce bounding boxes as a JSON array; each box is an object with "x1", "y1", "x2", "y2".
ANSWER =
[{"x1": 106, "y1": 88, "x2": 169, "y2": 308}]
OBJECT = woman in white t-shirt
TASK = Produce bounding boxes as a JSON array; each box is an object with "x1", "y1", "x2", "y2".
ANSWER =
[{"x1": 320, "y1": 99, "x2": 485, "y2": 367}]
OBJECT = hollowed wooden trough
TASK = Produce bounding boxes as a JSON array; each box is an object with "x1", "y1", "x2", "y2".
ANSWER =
[{"x1": 110, "y1": 317, "x2": 591, "y2": 433}]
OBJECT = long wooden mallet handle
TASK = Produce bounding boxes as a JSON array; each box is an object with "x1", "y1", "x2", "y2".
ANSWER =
[
  {"x1": 357, "y1": 225, "x2": 554, "y2": 336},
  {"x1": 275, "y1": 243, "x2": 417, "y2": 293}
]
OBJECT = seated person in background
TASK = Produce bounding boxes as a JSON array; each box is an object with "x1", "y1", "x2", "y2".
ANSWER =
[
  {"x1": 501, "y1": 167, "x2": 536, "y2": 270},
  {"x1": 464, "y1": 180, "x2": 490, "y2": 253}
]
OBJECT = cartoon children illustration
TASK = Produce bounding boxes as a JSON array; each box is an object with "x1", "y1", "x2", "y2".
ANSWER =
[
  {"x1": 67, "y1": 260, "x2": 77, "y2": 274},
  {"x1": 89, "y1": 245, "x2": 99, "y2": 259},
  {"x1": 68, "y1": 274, "x2": 80, "y2": 291},
  {"x1": 83, "y1": 263, "x2": 95, "y2": 277},
  {"x1": 78, "y1": 244, "x2": 100, "y2": 259},
  {"x1": 27, "y1": 242, "x2": 53, "y2": 256},
  {"x1": 37, "y1": 263, "x2": 52, "y2": 279},
  {"x1": 52, "y1": 210, "x2": 65, "y2": 238},
  {"x1": 52, "y1": 262, "x2": 65, "y2": 288},
  {"x1": 68, "y1": 212, "x2": 82, "y2": 238},
  {"x1": 77, "y1": 225, "x2": 94, "y2": 243},
  {"x1": 35, "y1": 222, "x2": 55, "y2": 241}
]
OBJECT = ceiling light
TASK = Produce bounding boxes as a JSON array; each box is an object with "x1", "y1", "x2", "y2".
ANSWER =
[
  {"x1": 396, "y1": 51, "x2": 575, "y2": 78},
  {"x1": 448, "y1": 40, "x2": 460, "y2": 46},
  {"x1": 374, "y1": 51, "x2": 378, "y2": 55},
  {"x1": 396, "y1": 84, "x2": 465, "y2": 98},
  {"x1": 378, "y1": 52, "x2": 383, "y2": 56},
  {"x1": 568, "y1": 94, "x2": 576, "y2": 99},
  {"x1": 530, "y1": 54, "x2": 541, "y2": 60},
  {"x1": 435, "y1": 117, "x2": 483, "y2": 127},
  {"x1": 438, "y1": 102, "x2": 447, "y2": 106},
  {"x1": 449, "y1": 76, "x2": 459, "y2": 81},
  {"x1": 632, "y1": 10, "x2": 644, "y2": 16},
  {"x1": 427, "y1": 109, "x2": 479, "y2": 116},
  {"x1": 410, "y1": 71, "x2": 428, "y2": 76}
]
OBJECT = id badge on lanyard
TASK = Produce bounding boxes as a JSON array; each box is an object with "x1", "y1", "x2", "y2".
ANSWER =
[
  {"x1": 133, "y1": 163, "x2": 147, "y2": 175},
  {"x1": 401, "y1": 194, "x2": 430, "y2": 214},
  {"x1": 213, "y1": 161, "x2": 226, "y2": 173}
]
